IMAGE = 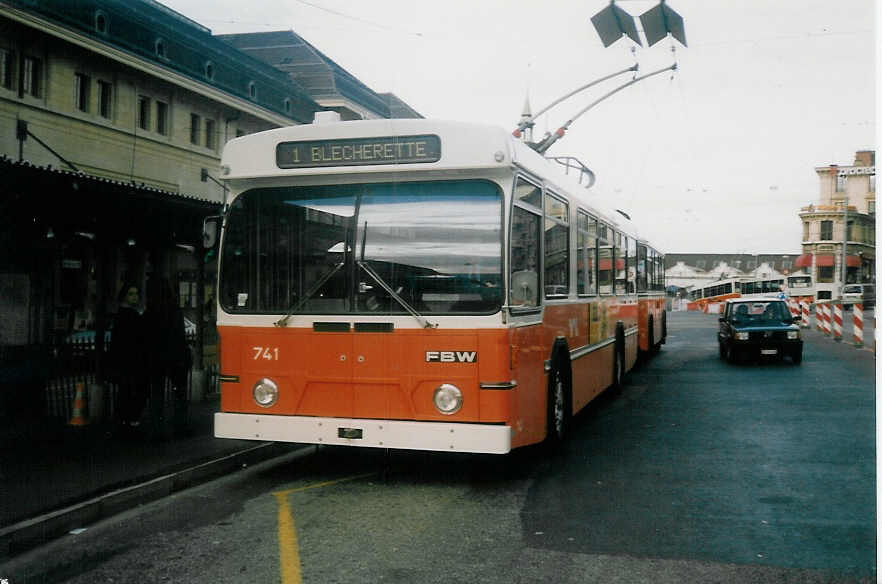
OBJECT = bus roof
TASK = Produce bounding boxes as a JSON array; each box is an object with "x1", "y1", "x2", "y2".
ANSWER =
[{"x1": 219, "y1": 117, "x2": 642, "y2": 241}]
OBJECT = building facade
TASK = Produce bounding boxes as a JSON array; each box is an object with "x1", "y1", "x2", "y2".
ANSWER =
[
  {"x1": 795, "y1": 150, "x2": 875, "y2": 301},
  {"x1": 0, "y1": 0, "x2": 408, "y2": 419}
]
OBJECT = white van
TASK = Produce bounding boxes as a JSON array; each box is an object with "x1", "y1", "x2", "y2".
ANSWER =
[{"x1": 842, "y1": 284, "x2": 875, "y2": 309}]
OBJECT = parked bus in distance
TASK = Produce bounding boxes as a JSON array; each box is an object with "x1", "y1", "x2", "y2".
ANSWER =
[
  {"x1": 688, "y1": 276, "x2": 793, "y2": 311},
  {"x1": 209, "y1": 114, "x2": 666, "y2": 454}
]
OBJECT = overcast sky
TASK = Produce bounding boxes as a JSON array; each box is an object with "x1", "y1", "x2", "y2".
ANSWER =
[{"x1": 162, "y1": 0, "x2": 876, "y2": 254}]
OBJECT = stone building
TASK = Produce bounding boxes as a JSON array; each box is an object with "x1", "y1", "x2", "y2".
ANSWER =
[
  {"x1": 0, "y1": 0, "x2": 417, "y2": 419},
  {"x1": 795, "y1": 150, "x2": 875, "y2": 300}
]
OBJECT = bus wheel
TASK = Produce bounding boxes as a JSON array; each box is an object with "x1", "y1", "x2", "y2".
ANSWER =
[
  {"x1": 546, "y1": 366, "x2": 571, "y2": 445},
  {"x1": 661, "y1": 311, "x2": 667, "y2": 345}
]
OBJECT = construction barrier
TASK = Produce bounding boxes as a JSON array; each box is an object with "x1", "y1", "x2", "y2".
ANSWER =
[
  {"x1": 68, "y1": 382, "x2": 88, "y2": 426},
  {"x1": 822, "y1": 303, "x2": 832, "y2": 336},
  {"x1": 853, "y1": 303, "x2": 863, "y2": 347},
  {"x1": 832, "y1": 303, "x2": 843, "y2": 341},
  {"x1": 800, "y1": 301, "x2": 810, "y2": 328}
]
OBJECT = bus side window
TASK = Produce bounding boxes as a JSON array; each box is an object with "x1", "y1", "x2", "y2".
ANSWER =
[{"x1": 510, "y1": 205, "x2": 541, "y2": 308}]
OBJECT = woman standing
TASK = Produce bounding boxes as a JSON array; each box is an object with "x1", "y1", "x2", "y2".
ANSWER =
[{"x1": 109, "y1": 283, "x2": 146, "y2": 428}]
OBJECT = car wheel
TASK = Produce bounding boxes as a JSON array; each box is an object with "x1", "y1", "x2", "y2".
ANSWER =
[
  {"x1": 725, "y1": 342, "x2": 739, "y2": 364},
  {"x1": 719, "y1": 341, "x2": 726, "y2": 359}
]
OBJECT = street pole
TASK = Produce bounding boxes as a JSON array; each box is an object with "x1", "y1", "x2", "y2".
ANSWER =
[{"x1": 840, "y1": 188, "x2": 849, "y2": 299}]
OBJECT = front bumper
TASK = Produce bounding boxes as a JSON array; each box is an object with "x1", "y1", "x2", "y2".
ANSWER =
[
  {"x1": 732, "y1": 339, "x2": 802, "y2": 358},
  {"x1": 215, "y1": 413, "x2": 512, "y2": 454}
]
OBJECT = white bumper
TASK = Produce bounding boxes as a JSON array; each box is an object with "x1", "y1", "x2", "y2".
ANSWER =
[{"x1": 214, "y1": 413, "x2": 512, "y2": 454}]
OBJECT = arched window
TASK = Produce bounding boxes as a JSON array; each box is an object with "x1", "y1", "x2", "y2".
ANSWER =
[{"x1": 94, "y1": 10, "x2": 108, "y2": 34}]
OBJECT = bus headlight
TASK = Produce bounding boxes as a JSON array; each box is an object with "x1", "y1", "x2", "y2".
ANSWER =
[
  {"x1": 253, "y1": 378, "x2": 279, "y2": 408},
  {"x1": 433, "y1": 383, "x2": 463, "y2": 415}
]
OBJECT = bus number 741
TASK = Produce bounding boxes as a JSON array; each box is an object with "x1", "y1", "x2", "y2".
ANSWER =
[{"x1": 253, "y1": 347, "x2": 280, "y2": 361}]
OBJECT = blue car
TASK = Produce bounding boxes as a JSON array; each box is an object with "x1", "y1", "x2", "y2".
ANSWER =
[{"x1": 718, "y1": 299, "x2": 803, "y2": 365}]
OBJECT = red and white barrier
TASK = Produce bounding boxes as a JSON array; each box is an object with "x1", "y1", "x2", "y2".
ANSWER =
[
  {"x1": 853, "y1": 303, "x2": 863, "y2": 347},
  {"x1": 832, "y1": 303, "x2": 843, "y2": 341},
  {"x1": 822, "y1": 303, "x2": 832, "y2": 336},
  {"x1": 800, "y1": 301, "x2": 810, "y2": 328}
]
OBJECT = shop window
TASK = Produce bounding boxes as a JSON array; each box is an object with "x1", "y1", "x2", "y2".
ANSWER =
[
  {"x1": 94, "y1": 10, "x2": 108, "y2": 34},
  {"x1": 98, "y1": 80, "x2": 112, "y2": 118},
  {"x1": 75, "y1": 73, "x2": 90, "y2": 112},
  {"x1": 190, "y1": 113, "x2": 201, "y2": 145},
  {"x1": 138, "y1": 96, "x2": 150, "y2": 131},
  {"x1": 21, "y1": 56, "x2": 41, "y2": 98},
  {"x1": 156, "y1": 100, "x2": 168, "y2": 135},
  {"x1": 205, "y1": 119, "x2": 216, "y2": 149},
  {"x1": 0, "y1": 48, "x2": 13, "y2": 90}
]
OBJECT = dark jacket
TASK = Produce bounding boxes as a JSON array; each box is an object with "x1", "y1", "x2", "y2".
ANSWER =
[
  {"x1": 143, "y1": 304, "x2": 191, "y2": 390},
  {"x1": 107, "y1": 306, "x2": 144, "y2": 381}
]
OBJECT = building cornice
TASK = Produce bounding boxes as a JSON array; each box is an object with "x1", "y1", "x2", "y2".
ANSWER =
[{"x1": 0, "y1": 3, "x2": 297, "y2": 127}]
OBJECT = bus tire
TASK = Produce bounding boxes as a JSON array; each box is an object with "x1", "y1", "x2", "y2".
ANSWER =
[
  {"x1": 660, "y1": 311, "x2": 667, "y2": 345},
  {"x1": 545, "y1": 355, "x2": 572, "y2": 446}
]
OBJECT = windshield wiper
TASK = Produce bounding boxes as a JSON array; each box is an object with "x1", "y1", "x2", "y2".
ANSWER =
[
  {"x1": 275, "y1": 261, "x2": 345, "y2": 327},
  {"x1": 357, "y1": 260, "x2": 437, "y2": 329}
]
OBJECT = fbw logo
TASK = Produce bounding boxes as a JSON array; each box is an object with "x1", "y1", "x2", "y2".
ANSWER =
[{"x1": 425, "y1": 351, "x2": 477, "y2": 363}]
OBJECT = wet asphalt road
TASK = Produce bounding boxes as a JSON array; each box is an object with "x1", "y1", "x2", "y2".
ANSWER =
[{"x1": 4, "y1": 310, "x2": 875, "y2": 583}]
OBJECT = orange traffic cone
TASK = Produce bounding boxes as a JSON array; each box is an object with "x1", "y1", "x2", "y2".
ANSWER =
[{"x1": 68, "y1": 382, "x2": 88, "y2": 426}]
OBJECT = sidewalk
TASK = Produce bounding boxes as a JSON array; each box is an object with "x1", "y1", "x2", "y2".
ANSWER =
[{"x1": 0, "y1": 396, "x2": 299, "y2": 558}]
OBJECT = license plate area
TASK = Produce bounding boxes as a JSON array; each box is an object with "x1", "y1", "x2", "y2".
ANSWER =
[
  {"x1": 760, "y1": 349, "x2": 778, "y2": 355},
  {"x1": 338, "y1": 427, "x2": 364, "y2": 440}
]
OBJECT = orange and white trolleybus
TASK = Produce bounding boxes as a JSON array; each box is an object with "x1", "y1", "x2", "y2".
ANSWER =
[{"x1": 211, "y1": 113, "x2": 666, "y2": 454}]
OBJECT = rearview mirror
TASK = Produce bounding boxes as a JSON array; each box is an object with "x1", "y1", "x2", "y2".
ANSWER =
[{"x1": 202, "y1": 215, "x2": 222, "y2": 248}]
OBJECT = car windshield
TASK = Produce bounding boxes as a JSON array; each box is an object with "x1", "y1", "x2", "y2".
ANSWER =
[
  {"x1": 730, "y1": 301, "x2": 790, "y2": 324},
  {"x1": 219, "y1": 179, "x2": 503, "y2": 315}
]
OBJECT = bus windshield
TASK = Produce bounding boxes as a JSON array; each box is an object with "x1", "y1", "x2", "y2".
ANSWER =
[{"x1": 220, "y1": 179, "x2": 503, "y2": 315}]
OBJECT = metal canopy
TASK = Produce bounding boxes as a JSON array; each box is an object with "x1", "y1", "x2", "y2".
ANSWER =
[
  {"x1": 639, "y1": 1, "x2": 688, "y2": 47},
  {"x1": 590, "y1": 2, "x2": 642, "y2": 48}
]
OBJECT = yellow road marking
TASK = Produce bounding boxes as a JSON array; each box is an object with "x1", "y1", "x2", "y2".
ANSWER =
[{"x1": 274, "y1": 473, "x2": 375, "y2": 584}]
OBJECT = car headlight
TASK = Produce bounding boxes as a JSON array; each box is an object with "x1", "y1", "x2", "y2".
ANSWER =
[
  {"x1": 433, "y1": 383, "x2": 463, "y2": 415},
  {"x1": 787, "y1": 330, "x2": 799, "y2": 340},
  {"x1": 253, "y1": 378, "x2": 279, "y2": 408},
  {"x1": 735, "y1": 332, "x2": 749, "y2": 341}
]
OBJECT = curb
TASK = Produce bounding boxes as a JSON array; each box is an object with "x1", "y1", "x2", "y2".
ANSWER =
[{"x1": 0, "y1": 442, "x2": 295, "y2": 559}]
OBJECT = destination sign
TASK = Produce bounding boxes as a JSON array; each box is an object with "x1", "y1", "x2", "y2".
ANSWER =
[{"x1": 276, "y1": 134, "x2": 441, "y2": 169}]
